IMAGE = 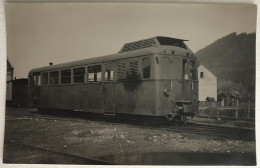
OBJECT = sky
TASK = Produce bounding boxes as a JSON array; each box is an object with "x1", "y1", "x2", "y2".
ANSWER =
[{"x1": 6, "y1": 3, "x2": 257, "y2": 78}]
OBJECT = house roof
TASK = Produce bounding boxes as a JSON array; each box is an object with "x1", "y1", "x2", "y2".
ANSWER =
[{"x1": 198, "y1": 65, "x2": 217, "y2": 79}]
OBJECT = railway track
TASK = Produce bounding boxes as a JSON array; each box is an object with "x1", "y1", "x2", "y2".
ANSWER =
[
  {"x1": 6, "y1": 110, "x2": 255, "y2": 141},
  {"x1": 4, "y1": 140, "x2": 113, "y2": 164},
  {"x1": 166, "y1": 123, "x2": 255, "y2": 141}
]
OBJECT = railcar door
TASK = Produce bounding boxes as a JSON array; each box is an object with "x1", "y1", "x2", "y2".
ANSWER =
[
  {"x1": 29, "y1": 73, "x2": 41, "y2": 106},
  {"x1": 103, "y1": 63, "x2": 115, "y2": 113},
  {"x1": 86, "y1": 65, "x2": 104, "y2": 113}
]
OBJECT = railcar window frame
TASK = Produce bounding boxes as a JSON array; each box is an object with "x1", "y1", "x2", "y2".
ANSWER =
[
  {"x1": 87, "y1": 64, "x2": 102, "y2": 82},
  {"x1": 33, "y1": 73, "x2": 41, "y2": 86},
  {"x1": 29, "y1": 73, "x2": 40, "y2": 86},
  {"x1": 29, "y1": 74, "x2": 34, "y2": 86},
  {"x1": 105, "y1": 68, "x2": 114, "y2": 81},
  {"x1": 41, "y1": 72, "x2": 49, "y2": 85},
  {"x1": 61, "y1": 69, "x2": 72, "y2": 84},
  {"x1": 73, "y1": 67, "x2": 85, "y2": 84},
  {"x1": 49, "y1": 71, "x2": 59, "y2": 85},
  {"x1": 36, "y1": 74, "x2": 41, "y2": 86}
]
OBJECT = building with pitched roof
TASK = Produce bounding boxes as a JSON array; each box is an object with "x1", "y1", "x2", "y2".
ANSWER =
[{"x1": 198, "y1": 65, "x2": 217, "y2": 101}]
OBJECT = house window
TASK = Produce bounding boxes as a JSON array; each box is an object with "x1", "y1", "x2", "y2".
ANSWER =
[
  {"x1": 61, "y1": 69, "x2": 71, "y2": 84},
  {"x1": 200, "y1": 72, "x2": 204, "y2": 79},
  {"x1": 88, "y1": 65, "x2": 102, "y2": 82},
  {"x1": 49, "y1": 71, "x2": 59, "y2": 85},
  {"x1": 41, "y1": 72, "x2": 48, "y2": 85},
  {"x1": 73, "y1": 67, "x2": 85, "y2": 83},
  {"x1": 142, "y1": 58, "x2": 150, "y2": 79}
]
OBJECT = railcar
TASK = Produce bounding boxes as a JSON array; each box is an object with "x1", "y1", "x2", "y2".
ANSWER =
[
  {"x1": 28, "y1": 36, "x2": 198, "y2": 121},
  {"x1": 12, "y1": 78, "x2": 29, "y2": 107}
]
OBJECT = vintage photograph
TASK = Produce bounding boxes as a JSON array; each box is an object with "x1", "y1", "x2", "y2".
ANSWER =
[{"x1": 3, "y1": 2, "x2": 257, "y2": 165}]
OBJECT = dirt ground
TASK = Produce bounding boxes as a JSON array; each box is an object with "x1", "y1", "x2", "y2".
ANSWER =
[{"x1": 3, "y1": 107, "x2": 256, "y2": 161}]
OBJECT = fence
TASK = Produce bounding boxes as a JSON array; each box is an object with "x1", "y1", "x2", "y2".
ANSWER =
[
  {"x1": 199, "y1": 101, "x2": 221, "y2": 107},
  {"x1": 198, "y1": 101, "x2": 255, "y2": 119},
  {"x1": 199, "y1": 101, "x2": 255, "y2": 108}
]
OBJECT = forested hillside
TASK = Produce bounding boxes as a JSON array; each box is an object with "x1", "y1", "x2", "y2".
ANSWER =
[{"x1": 195, "y1": 32, "x2": 256, "y2": 99}]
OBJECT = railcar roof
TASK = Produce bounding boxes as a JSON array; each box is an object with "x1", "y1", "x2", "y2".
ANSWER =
[
  {"x1": 29, "y1": 36, "x2": 194, "y2": 74},
  {"x1": 119, "y1": 36, "x2": 188, "y2": 53},
  {"x1": 29, "y1": 48, "x2": 158, "y2": 74}
]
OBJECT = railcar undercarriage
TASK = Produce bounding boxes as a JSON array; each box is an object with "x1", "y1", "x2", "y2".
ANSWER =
[{"x1": 165, "y1": 103, "x2": 195, "y2": 122}]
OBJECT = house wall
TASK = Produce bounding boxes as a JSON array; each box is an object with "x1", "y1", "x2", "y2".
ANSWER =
[{"x1": 198, "y1": 65, "x2": 217, "y2": 101}]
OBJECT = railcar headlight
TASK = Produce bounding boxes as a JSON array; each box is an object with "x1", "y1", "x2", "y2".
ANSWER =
[{"x1": 164, "y1": 89, "x2": 171, "y2": 97}]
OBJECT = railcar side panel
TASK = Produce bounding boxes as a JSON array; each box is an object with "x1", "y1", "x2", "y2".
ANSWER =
[
  {"x1": 37, "y1": 82, "x2": 160, "y2": 116},
  {"x1": 84, "y1": 83, "x2": 104, "y2": 112},
  {"x1": 103, "y1": 82, "x2": 115, "y2": 113},
  {"x1": 113, "y1": 80, "x2": 159, "y2": 116},
  {"x1": 39, "y1": 84, "x2": 104, "y2": 112}
]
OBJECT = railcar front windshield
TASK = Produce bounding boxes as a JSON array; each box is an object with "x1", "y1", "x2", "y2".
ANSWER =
[
  {"x1": 159, "y1": 57, "x2": 171, "y2": 79},
  {"x1": 182, "y1": 59, "x2": 197, "y2": 80},
  {"x1": 158, "y1": 56, "x2": 197, "y2": 80},
  {"x1": 189, "y1": 60, "x2": 197, "y2": 80}
]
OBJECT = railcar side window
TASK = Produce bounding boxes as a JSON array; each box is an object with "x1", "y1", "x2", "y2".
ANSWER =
[
  {"x1": 49, "y1": 71, "x2": 59, "y2": 85},
  {"x1": 142, "y1": 58, "x2": 150, "y2": 79},
  {"x1": 37, "y1": 75, "x2": 41, "y2": 86},
  {"x1": 41, "y1": 72, "x2": 48, "y2": 85},
  {"x1": 183, "y1": 59, "x2": 189, "y2": 80},
  {"x1": 105, "y1": 69, "x2": 114, "y2": 81},
  {"x1": 88, "y1": 65, "x2": 102, "y2": 82},
  {"x1": 33, "y1": 76, "x2": 37, "y2": 85},
  {"x1": 33, "y1": 74, "x2": 41, "y2": 86},
  {"x1": 73, "y1": 67, "x2": 85, "y2": 83},
  {"x1": 160, "y1": 58, "x2": 170, "y2": 79},
  {"x1": 61, "y1": 69, "x2": 71, "y2": 84}
]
